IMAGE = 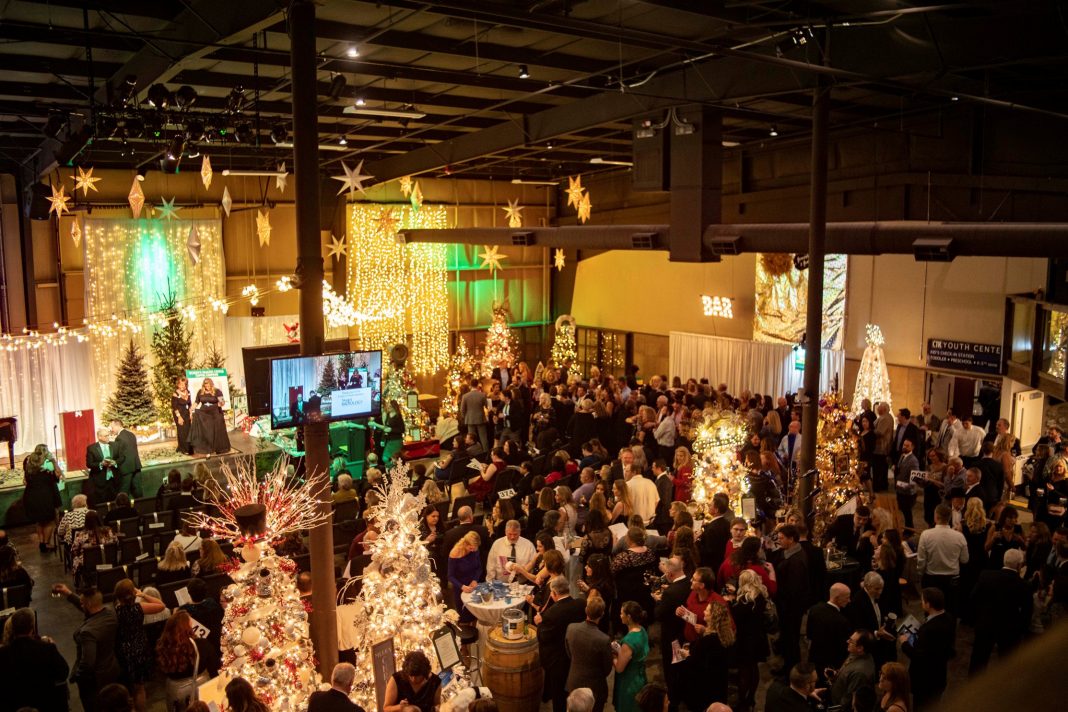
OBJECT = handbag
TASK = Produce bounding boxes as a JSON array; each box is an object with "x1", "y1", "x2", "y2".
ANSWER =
[
  {"x1": 761, "y1": 597, "x2": 780, "y2": 635},
  {"x1": 165, "y1": 638, "x2": 209, "y2": 712}
]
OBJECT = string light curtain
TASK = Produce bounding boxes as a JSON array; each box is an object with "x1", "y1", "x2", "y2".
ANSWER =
[
  {"x1": 346, "y1": 204, "x2": 449, "y2": 374},
  {"x1": 0, "y1": 341, "x2": 93, "y2": 454},
  {"x1": 84, "y1": 216, "x2": 225, "y2": 419}
]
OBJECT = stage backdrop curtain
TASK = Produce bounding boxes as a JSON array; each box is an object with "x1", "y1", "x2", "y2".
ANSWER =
[
  {"x1": 0, "y1": 340, "x2": 94, "y2": 460},
  {"x1": 669, "y1": 331, "x2": 844, "y2": 397},
  {"x1": 83, "y1": 215, "x2": 225, "y2": 420}
]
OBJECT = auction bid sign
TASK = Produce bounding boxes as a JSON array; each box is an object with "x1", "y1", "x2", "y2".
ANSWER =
[{"x1": 926, "y1": 339, "x2": 1003, "y2": 375}]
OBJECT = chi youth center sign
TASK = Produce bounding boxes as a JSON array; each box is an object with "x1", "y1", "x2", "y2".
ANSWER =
[{"x1": 926, "y1": 339, "x2": 1003, "y2": 375}]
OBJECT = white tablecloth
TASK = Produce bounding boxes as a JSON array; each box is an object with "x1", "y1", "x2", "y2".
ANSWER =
[{"x1": 461, "y1": 588, "x2": 531, "y2": 627}]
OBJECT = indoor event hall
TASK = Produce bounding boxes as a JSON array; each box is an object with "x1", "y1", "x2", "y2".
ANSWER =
[{"x1": 0, "y1": 2, "x2": 1066, "y2": 712}]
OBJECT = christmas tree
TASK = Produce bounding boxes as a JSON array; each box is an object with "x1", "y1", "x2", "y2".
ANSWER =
[
  {"x1": 689, "y1": 410, "x2": 750, "y2": 516},
  {"x1": 851, "y1": 324, "x2": 892, "y2": 415},
  {"x1": 150, "y1": 296, "x2": 194, "y2": 421},
  {"x1": 187, "y1": 457, "x2": 330, "y2": 711},
  {"x1": 441, "y1": 338, "x2": 479, "y2": 420},
  {"x1": 198, "y1": 341, "x2": 244, "y2": 401},
  {"x1": 550, "y1": 315, "x2": 580, "y2": 381},
  {"x1": 317, "y1": 358, "x2": 338, "y2": 394},
  {"x1": 346, "y1": 462, "x2": 464, "y2": 709},
  {"x1": 338, "y1": 351, "x2": 355, "y2": 383},
  {"x1": 104, "y1": 340, "x2": 158, "y2": 427},
  {"x1": 812, "y1": 391, "x2": 862, "y2": 539},
  {"x1": 484, "y1": 302, "x2": 517, "y2": 370}
]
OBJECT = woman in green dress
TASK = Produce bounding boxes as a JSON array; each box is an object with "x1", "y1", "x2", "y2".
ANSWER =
[{"x1": 613, "y1": 600, "x2": 650, "y2": 712}]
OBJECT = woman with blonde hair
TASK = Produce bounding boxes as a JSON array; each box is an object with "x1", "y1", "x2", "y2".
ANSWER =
[
  {"x1": 447, "y1": 531, "x2": 482, "y2": 623},
  {"x1": 878, "y1": 662, "x2": 912, "y2": 712},
  {"x1": 191, "y1": 538, "x2": 227, "y2": 577},
  {"x1": 588, "y1": 491, "x2": 610, "y2": 523},
  {"x1": 994, "y1": 432, "x2": 1017, "y2": 498},
  {"x1": 672, "y1": 447, "x2": 693, "y2": 502},
  {"x1": 610, "y1": 479, "x2": 634, "y2": 525},
  {"x1": 683, "y1": 569, "x2": 735, "y2": 710},
  {"x1": 761, "y1": 410, "x2": 782, "y2": 440},
  {"x1": 420, "y1": 478, "x2": 448, "y2": 505},
  {"x1": 556, "y1": 485, "x2": 578, "y2": 537},
  {"x1": 156, "y1": 540, "x2": 191, "y2": 585}
]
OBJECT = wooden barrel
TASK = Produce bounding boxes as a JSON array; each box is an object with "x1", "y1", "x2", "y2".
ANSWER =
[{"x1": 483, "y1": 625, "x2": 544, "y2": 712}]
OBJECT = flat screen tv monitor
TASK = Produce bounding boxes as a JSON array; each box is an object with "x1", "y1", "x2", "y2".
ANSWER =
[
  {"x1": 242, "y1": 339, "x2": 350, "y2": 417},
  {"x1": 269, "y1": 350, "x2": 383, "y2": 429}
]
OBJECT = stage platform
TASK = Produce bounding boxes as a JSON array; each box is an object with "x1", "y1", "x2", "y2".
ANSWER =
[{"x1": 0, "y1": 431, "x2": 283, "y2": 527}]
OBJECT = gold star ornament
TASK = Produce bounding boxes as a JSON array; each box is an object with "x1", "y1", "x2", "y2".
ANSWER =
[
  {"x1": 71, "y1": 219, "x2": 82, "y2": 248},
  {"x1": 478, "y1": 245, "x2": 506, "y2": 273},
  {"x1": 47, "y1": 184, "x2": 71, "y2": 217},
  {"x1": 221, "y1": 186, "x2": 233, "y2": 217},
  {"x1": 200, "y1": 155, "x2": 213, "y2": 189},
  {"x1": 73, "y1": 166, "x2": 101, "y2": 196},
  {"x1": 332, "y1": 160, "x2": 373, "y2": 198},
  {"x1": 565, "y1": 175, "x2": 585, "y2": 209},
  {"x1": 399, "y1": 175, "x2": 413, "y2": 197},
  {"x1": 327, "y1": 233, "x2": 347, "y2": 262},
  {"x1": 157, "y1": 196, "x2": 181, "y2": 221},
  {"x1": 256, "y1": 209, "x2": 272, "y2": 247},
  {"x1": 374, "y1": 208, "x2": 399, "y2": 237},
  {"x1": 553, "y1": 248, "x2": 566, "y2": 271},
  {"x1": 128, "y1": 177, "x2": 145, "y2": 218},
  {"x1": 275, "y1": 162, "x2": 288, "y2": 192},
  {"x1": 503, "y1": 199, "x2": 523, "y2": 228},
  {"x1": 577, "y1": 191, "x2": 592, "y2": 224}
]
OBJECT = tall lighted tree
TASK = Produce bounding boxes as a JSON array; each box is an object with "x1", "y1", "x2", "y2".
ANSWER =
[
  {"x1": 689, "y1": 410, "x2": 749, "y2": 516},
  {"x1": 851, "y1": 324, "x2": 892, "y2": 415},
  {"x1": 150, "y1": 296, "x2": 194, "y2": 421},
  {"x1": 442, "y1": 338, "x2": 479, "y2": 420},
  {"x1": 812, "y1": 392, "x2": 862, "y2": 539},
  {"x1": 318, "y1": 358, "x2": 339, "y2": 394},
  {"x1": 186, "y1": 457, "x2": 330, "y2": 712},
  {"x1": 346, "y1": 463, "x2": 465, "y2": 708},
  {"x1": 104, "y1": 340, "x2": 158, "y2": 427},
  {"x1": 484, "y1": 302, "x2": 517, "y2": 370},
  {"x1": 550, "y1": 314, "x2": 580, "y2": 381}
]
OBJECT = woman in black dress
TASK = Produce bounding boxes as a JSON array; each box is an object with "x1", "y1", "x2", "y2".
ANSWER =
[
  {"x1": 172, "y1": 376, "x2": 192, "y2": 455},
  {"x1": 384, "y1": 651, "x2": 441, "y2": 712},
  {"x1": 190, "y1": 378, "x2": 231, "y2": 455},
  {"x1": 22, "y1": 443, "x2": 62, "y2": 552}
]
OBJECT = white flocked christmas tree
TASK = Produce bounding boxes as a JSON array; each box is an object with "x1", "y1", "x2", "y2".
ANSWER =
[{"x1": 851, "y1": 323, "x2": 892, "y2": 414}]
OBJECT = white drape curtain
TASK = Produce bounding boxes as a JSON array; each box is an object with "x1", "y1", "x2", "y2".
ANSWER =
[
  {"x1": 0, "y1": 341, "x2": 94, "y2": 457},
  {"x1": 669, "y1": 331, "x2": 844, "y2": 397}
]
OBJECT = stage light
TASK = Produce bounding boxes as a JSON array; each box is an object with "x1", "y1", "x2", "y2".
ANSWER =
[
  {"x1": 346, "y1": 46, "x2": 359, "y2": 58},
  {"x1": 124, "y1": 117, "x2": 144, "y2": 138},
  {"x1": 355, "y1": 96, "x2": 366, "y2": 106},
  {"x1": 270, "y1": 122, "x2": 289, "y2": 145},
  {"x1": 328, "y1": 73, "x2": 347, "y2": 100},
  {"x1": 167, "y1": 134, "x2": 186, "y2": 160},
  {"x1": 185, "y1": 120, "x2": 206, "y2": 142},
  {"x1": 226, "y1": 85, "x2": 246, "y2": 113},
  {"x1": 769, "y1": 125, "x2": 779, "y2": 137},
  {"x1": 145, "y1": 115, "x2": 163, "y2": 139},
  {"x1": 518, "y1": 64, "x2": 530, "y2": 79},
  {"x1": 116, "y1": 75, "x2": 138, "y2": 107},
  {"x1": 97, "y1": 115, "x2": 119, "y2": 138},
  {"x1": 339, "y1": 136, "x2": 348, "y2": 145},
  {"x1": 43, "y1": 113, "x2": 66, "y2": 139},
  {"x1": 146, "y1": 83, "x2": 172, "y2": 108},
  {"x1": 235, "y1": 122, "x2": 254, "y2": 144},
  {"x1": 175, "y1": 85, "x2": 198, "y2": 109}
]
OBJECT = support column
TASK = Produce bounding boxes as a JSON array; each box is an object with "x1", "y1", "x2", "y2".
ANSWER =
[
  {"x1": 290, "y1": 0, "x2": 337, "y2": 677},
  {"x1": 798, "y1": 77, "x2": 830, "y2": 516}
]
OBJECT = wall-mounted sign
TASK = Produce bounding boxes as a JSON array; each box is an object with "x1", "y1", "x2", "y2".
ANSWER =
[
  {"x1": 793, "y1": 253, "x2": 809, "y2": 271},
  {"x1": 926, "y1": 339, "x2": 1003, "y2": 375},
  {"x1": 701, "y1": 295, "x2": 734, "y2": 319}
]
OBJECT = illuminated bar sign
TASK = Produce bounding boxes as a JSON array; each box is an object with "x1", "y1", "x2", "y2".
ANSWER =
[
  {"x1": 926, "y1": 339, "x2": 1003, "y2": 375},
  {"x1": 701, "y1": 295, "x2": 734, "y2": 319}
]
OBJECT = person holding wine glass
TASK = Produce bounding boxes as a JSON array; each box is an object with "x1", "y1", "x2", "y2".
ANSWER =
[{"x1": 189, "y1": 378, "x2": 231, "y2": 455}]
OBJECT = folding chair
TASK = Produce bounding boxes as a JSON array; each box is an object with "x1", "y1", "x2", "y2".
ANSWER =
[
  {"x1": 141, "y1": 511, "x2": 173, "y2": 535},
  {"x1": 98, "y1": 566, "x2": 130, "y2": 602},
  {"x1": 120, "y1": 534, "x2": 156, "y2": 564},
  {"x1": 130, "y1": 557, "x2": 158, "y2": 587},
  {"x1": 451, "y1": 495, "x2": 476, "y2": 520},
  {"x1": 0, "y1": 584, "x2": 32, "y2": 609},
  {"x1": 112, "y1": 517, "x2": 141, "y2": 539}
]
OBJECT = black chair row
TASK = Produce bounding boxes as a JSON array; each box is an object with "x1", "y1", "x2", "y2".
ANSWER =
[{"x1": 1, "y1": 584, "x2": 32, "y2": 609}]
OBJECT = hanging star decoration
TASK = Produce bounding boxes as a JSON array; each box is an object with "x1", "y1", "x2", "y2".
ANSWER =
[
  {"x1": 398, "y1": 175, "x2": 413, "y2": 197},
  {"x1": 73, "y1": 166, "x2": 101, "y2": 196},
  {"x1": 327, "y1": 233, "x2": 347, "y2": 262},
  {"x1": 275, "y1": 162, "x2": 288, "y2": 192},
  {"x1": 577, "y1": 191, "x2": 592, "y2": 224},
  {"x1": 256, "y1": 209, "x2": 272, "y2": 247},
  {"x1": 332, "y1": 159, "x2": 373, "y2": 198},
  {"x1": 503, "y1": 198, "x2": 523, "y2": 228},
  {"x1": 553, "y1": 248, "x2": 566, "y2": 271},
  {"x1": 71, "y1": 219, "x2": 82, "y2": 248},
  {"x1": 478, "y1": 245, "x2": 506, "y2": 273},
  {"x1": 47, "y1": 184, "x2": 71, "y2": 217},
  {"x1": 156, "y1": 196, "x2": 181, "y2": 221},
  {"x1": 187, "y1": 224, "x2": 202, "y2": 265},
  {"x1": 374, "y1": 207, "x2": 399, "y2": 237},
  {"x1": 565, "y1": 175, "x2": 585, "y2": 208},
  {"x1": 125, "y1": 177, "x2": 144, "y2": 218},
  {"x1": 410, "y1": 181, "x2": 423, "y2": 210},
  {"x1": 221, "y1": 186, "x2": 233, "y2": 217},
  {"x1": 200, "y1": 155, "x2": 213, "y2": 189}
]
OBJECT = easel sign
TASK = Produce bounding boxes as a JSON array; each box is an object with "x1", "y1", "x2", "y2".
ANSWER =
[
  {"x1": 186, "y1": 368, "x2": 232, "y2": 411},
  {"x1": 372, "y1": 637, "x2": 396, "y2": 712}
]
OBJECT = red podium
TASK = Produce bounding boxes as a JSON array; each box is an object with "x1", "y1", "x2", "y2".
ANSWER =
[{"x1": 60, "y1": 409, "x2": 96, "y2": 471}]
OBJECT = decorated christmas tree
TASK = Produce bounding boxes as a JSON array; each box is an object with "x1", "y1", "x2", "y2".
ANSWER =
[
  {"x1": 317, "y1": 358, "x2": 338, "y2": 394},
  {"x1": 150, "y1": 296, "x2": 194, "y2": 421},
  {"x1": 689, "y1": 410, "x2": 750, "y2": 517},
  {"x1": 104, "y1": 340, "x2": 158, "y2": 427},
  {"x1": 812, "y1": 391, "x2": 863, "y2": 539},
  {"x1": 484, "y1": 302, "x2": 517, "y2": 371},
  {"x1": 345, "y1": 462, "x2": 465, "y2": 709},
  {"x1": 550, "y1": 314, "x2": 580, "y2": 381},
  {"x1": 441, "y1": 338, "x2": 479, "y2": 420},
  {"x1": 187, "y1": 457, "x2": 330, "y2": 711},
  {"x1": 851, "y1": 324, "x2": 892, "y2": 415}
]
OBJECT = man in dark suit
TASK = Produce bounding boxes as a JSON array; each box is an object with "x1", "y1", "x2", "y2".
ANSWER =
[
  {"x1": 823, "y1": 506, "x2": 875, "y2": 563},
  {"x1": 848, "y1": 571, "x2": 895, "y2": 668},
  {"x1": 460, "y1": 380, "x2": 490, "y2": 452},
  {"x1": 698, "y1": 494, "x2": 732, "y2": 572},
  {"x1": 895, "y1": 439, "x2": 921, "y2": 529},
  {"x1": 969, "y1": 548, "x2": 1032, "y2": 672},
  {"x1": 652, "y1": 556, "x2": 691, "y2": 712},
  {"x1": 85, "y1": 427, "x2": 118, "y2": 505},
  {"x1": 976, "y1": 441, "x2": 1007, "y2": 505},
  {"x1": 772, "y1": 525, "x2": 811, "y2": 677},
  {"x1": 441, "y1": 506, "x2": 491, "y2": 567},
  {"x1": 55, "y1": 584, "x2": 121, "y2": 712},
  {"x1": 963, "y1": 467, "x2": 990, "y2": 510},
  {"x1": 805, "y1": 583, "x2": 853, "y2": 685},
  {"x1": 499, "y1": 388, "x2": 526, "y2": 444},
  {"x1": 891, "y1": 408, "x2": 923, "y2": 465},
  {"x1": 901, "y1": 587, "x2": 957, "y2": 709},
  {"x1": 537, "y1": 576, "x2": 587, "y2": 712},
  {"x1": 652, "y1": 459, "x2": 675, "y2": 534},
  {"x1": 0, "y1": 607, "x2": 70, "y2": 712},
  {"x1": 565, "y1": 597, "x2": 614, "y2": 712},
  {"x1": 765, "y1": 662, "x2": 819, "y2": 712},
  {"x1": 110, "y1": 418, "x2": 142, "y2": 498},
  {"x1": 308, "y1": 662, "x2": 366, "y2": 712}
]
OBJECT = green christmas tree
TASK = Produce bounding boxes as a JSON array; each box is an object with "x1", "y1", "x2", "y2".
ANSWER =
[
  {"x1": 318, "y1": 358, "x2": 338, "y2": 394},
  {"x1": 150, "y1": 296, "x2": 194, "y2": 421},
  {"x1": 104, "y1": 340, "x2": 158, "y2": 427},
  {"x1": 338, "y1": 351, "x2": 355, "y2": 381},
  {"x1": 198, "y1": 341, "x2": 244, "y2": 400}
]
